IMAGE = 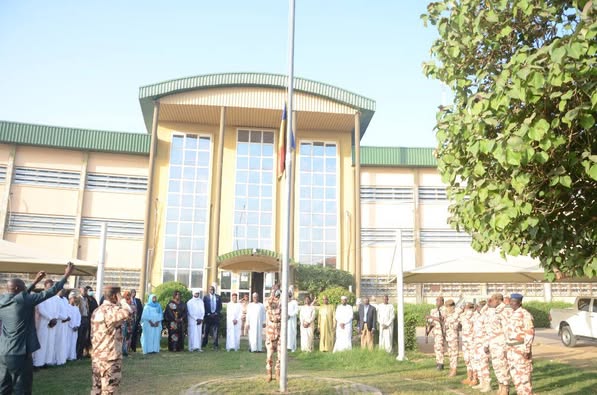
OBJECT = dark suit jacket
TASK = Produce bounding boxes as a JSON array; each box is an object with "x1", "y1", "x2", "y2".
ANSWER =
[
  {"x1": 358, "y1": 304, "x2": 377, "y2": 332},
  {"x1": 133, "y1": 298, "x2": 143, "y2": 323},
  {"x1": 203, "y1": 293, "x2": 222, "y2": 321}
]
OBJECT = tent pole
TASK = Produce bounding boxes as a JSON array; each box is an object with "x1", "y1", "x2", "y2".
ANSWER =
[{"x1": 96, "y1": 222, "x2": 107, "y2": 297}]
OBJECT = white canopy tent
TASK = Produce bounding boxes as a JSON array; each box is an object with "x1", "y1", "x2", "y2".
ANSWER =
[{"x1": 0, "y1": 239, "x2": 96, "y2": 277}]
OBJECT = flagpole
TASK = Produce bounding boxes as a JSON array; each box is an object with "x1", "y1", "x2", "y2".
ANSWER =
[{"x1": 280, "y1": 0, "x2": 295, "y2": 391}]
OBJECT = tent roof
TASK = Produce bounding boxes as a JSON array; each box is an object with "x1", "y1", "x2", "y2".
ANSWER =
[
  {"x1": 0, "y1": 240, "x2": 96, "y2": 276},
  {"x1": 403, "y1": 254, "x2": 545, "y2": 283}
]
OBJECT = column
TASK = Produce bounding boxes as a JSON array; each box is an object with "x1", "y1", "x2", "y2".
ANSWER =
[
  {"x1": 208, "y1": 106, "x2": 226, "y2": 288},
  {"x1": 354, "y1": 112, "x2": 362, "y2": 297}
]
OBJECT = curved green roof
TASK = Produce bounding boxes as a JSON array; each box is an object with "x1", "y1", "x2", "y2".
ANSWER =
[
  {"x1": 216, "y1": 248, "x2": 281, "y2": 263},
  {"x1": 139, "y1": 72, "x2": 376, "y2": 136}
]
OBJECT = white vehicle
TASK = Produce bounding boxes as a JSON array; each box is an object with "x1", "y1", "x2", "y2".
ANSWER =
[{"x1": 549, "y1": 296, "x2": 597, "y2": 347}]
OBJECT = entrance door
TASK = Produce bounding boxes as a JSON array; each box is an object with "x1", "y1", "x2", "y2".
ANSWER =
[{"x1": 251, "y1": 272, "x2": 264, "y2": 302}]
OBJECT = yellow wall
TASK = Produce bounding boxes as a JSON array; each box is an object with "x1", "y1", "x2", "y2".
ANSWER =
[
  {"x1": 79, "y1": 237, "x2": 144, "y2": 270},
  {"x1": 6, "y1": 233, "x2": 73, "y2": 257}
]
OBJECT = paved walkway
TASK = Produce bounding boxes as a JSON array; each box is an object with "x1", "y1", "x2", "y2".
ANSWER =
[{"x1": 416, "y1": 327, "x2": 597, "y2": 369}]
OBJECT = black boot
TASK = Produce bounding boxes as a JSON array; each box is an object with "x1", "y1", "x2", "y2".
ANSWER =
[{"x1": 436, "y1": 363, "x2": 444, "y2": 371}]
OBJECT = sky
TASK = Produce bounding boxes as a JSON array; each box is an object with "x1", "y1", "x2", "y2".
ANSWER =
[{"x1": 0, "y1": 1, "x2": 443, "y2": 148}]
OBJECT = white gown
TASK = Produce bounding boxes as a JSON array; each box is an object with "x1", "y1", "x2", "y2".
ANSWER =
[
  {"x1": 33, "y1": 296, "x2": 59, "y2": 367},
  {"x1": 377, "y1": 303, "x2": 395, "y2": 353},
  {"x1": 187, "y1": 297, "x2": 205, "y2": 351},
  {"x1": 246, "y1": 302, "x2": 266, "y2": 352},
  {"x1": 287, "y1": 299, "x2": 298, "y2": 352},
  {"x1": 226, "y1": 301, "x2": 242, "y2": 351},
  {"x1": 333, "y1": 304, "x2": 353, "y2": 352},
  {"x1": 67, "y1": 303, "x2": 81, "y2": 360},
  {"x1": 55, "y1": 297, "x2": 70, "y2": 365}
]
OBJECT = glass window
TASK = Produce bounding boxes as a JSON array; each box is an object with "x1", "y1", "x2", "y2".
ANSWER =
[
  {"x1": 233, "y1": 129, "x2": 275, "y2": 250},
  {"x1": 162, "y1": 133, "x2": 211, "y2": 289},
  {"x1": 578, "y1": 298, "x2": 590, "y2": 312},
  {"x1": 297, "y1": 141, "x2": 338, "y2": 266}
]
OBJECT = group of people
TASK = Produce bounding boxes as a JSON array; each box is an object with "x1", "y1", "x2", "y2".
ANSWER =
[{"x1": 426, "y1": 293, "x2": 535, "y2": 395}]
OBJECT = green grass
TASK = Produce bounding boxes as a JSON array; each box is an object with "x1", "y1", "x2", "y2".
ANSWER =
[{"x1": 32, "y1": 338, "x2": 597, "y2": 394}]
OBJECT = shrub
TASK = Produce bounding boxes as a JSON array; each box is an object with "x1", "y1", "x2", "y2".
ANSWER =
[
  {"x1": 319, "y1": 287, "x2": 355, "y2": 306},
  {"x1": 295, "y1": 264, "x2": 353, "y2": 296},
  {"x1": 153, "y1": 281, "x2": 192, "y2": 310},
  {"x1": 404, "y1": 303, "x2": 435, "y2": 326},
  {"x1": 524, "y1": 301, "x2": 572, "y2": 328}
]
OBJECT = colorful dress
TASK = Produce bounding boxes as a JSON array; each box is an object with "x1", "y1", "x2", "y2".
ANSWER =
[{"x1": 164, "y1": 300, "x2": 187, "y2": 352}]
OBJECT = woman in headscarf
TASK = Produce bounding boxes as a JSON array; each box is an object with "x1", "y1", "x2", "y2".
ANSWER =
[
  {"x1": 121, "y1": 290, "x2": 137, "y2": 356},
  {"x1": 163, "y1": 290, "x2": 187, "y2": 352},
  {"x1": 141, "y1": 294, "x2": 163, "y2": 354}
]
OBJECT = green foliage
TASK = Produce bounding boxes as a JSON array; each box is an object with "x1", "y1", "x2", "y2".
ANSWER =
[
  {"x1": 525, "y1": 301, "x2": 573, "y2": 328},
  {"x1": 153, "y1": 281, "x2": 192, "y2": 310},
  {"x1": 403, "y1": 311, "x2": 419, "y2": 351},
  {"x1": 319, "y1": 286, "x2": 356, "y2": 306},
  {"x1": 295, "y1": 264, "x2": 354, "y2": 297},
  {"x1": 404, "y1": 303, "x2": 435, "y2": 326},
  {"x1": 423, "y1": 0, "x2": 597, "y2": 278}
]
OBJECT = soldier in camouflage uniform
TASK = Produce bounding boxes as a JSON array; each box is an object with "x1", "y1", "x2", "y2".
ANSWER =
[
  {"x1": 443, "y1": 299, "x2": 462, "y2": 377},
  {"x1": 485, "y1": 293, "x2": 512, "y2": 395},
  {"x1": 90, "y1": 286, "x2": 132, "y2": 395},
  {"x1": 458, "y1": 303, "x2": 476, "y2": 385},
  {"x1": 264, "y1": 288, "x2": 282, "y2": 382},
  {"x1": 505, "y1": 293, "x2": 534, "y2": 395},
  {"x1": 425, "y1": 296, "x2": 446, "y2": 370},
  {"x1": 472, "y1": 300, "x2": 491, "y2": 391}
]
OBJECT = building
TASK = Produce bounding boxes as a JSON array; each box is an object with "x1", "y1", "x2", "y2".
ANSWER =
[{"x1": 0, "y1": 73, "x2": 592, "y2": 301}]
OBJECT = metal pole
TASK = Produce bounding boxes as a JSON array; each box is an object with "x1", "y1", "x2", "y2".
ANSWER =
[
  {"x1": 395, "y1": 229, "x2": 406, "y2": 361},
  {"x1": 280, "y1": 0, "x2": 296, "y2": 391},
  {"x1": 96, "y1": 222, "x2": 107, "y2": 301}
]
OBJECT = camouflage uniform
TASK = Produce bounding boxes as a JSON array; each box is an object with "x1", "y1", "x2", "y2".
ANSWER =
[
  {"x1": 427, "y1": 306, "x2": 446, "y2": 365},
  {"x1": 485, "y1": 303, "x2": 511, "y2": 388},
  {"x1": 505, "y1": 306, "x2": 534, "y2": 395},
  {"x1": 458, "y1": 308, "x2": 475, "y2": 382},
  {"x1": 265, "y1": 295, "x2": 282, "y2": 380},
  {"x1": 472, "y1": 306, "x2": 490, "y2": 385},
  {"x1": 444, "y1": 307, "x2": 462, "y2": 370},
  {"x1": 90, "y1": 299, "x2": 131, "y2": 395}
]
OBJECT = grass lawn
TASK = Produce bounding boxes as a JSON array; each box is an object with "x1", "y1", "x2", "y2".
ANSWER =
[{"x1": 32, "y1": 338, "x2": 597, "y2": 394}]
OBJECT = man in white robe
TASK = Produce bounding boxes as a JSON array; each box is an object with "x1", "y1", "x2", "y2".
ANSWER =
[
  {"x1": 67, "y1": 292, "x2": 81, "y2": 361},
  {"x1": 287, "y1": 292, "x2": 298, "y2": 352},
  {"x1": 333, "y1": 296, "x2": 353, "y2": 352},
  {"x1": 377, "y1": 295, "x2": 395, "y2": 353},
  {"x1": 33, "y1": 279, "x2": 60, "y2": 367},
  {"x1": 226, "y1": 293, "x2": 242, "y2": 351},
  {"x1": 54, "y1": 290, "x2": 71, "y2": 365},
  {"x1": 246, "y1": 292, "x2": 266, "y2": 352},
  {"x1": 187, "y1": 290, "x2": 205, "y2": 352}
]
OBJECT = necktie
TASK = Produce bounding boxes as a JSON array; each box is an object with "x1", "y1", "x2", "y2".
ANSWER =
[{"x1": 211, "y1": 295, "x2": 215, "y2": 312}]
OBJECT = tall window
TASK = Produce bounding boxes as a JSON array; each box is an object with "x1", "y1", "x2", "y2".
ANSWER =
[
  {"x1": 233, "y1": 129, "x2": 275, "y2": 250},
  {"x1": 162, "y1": 134, "x2": 211, "y2": 289},
  {"x1": 297, "y1": 141, "x2": 338, "y2": 266}
]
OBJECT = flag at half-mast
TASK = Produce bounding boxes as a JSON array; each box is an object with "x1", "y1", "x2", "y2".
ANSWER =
[{"x1": 277, "y1": 104, "x2": 295, "y2": 179}]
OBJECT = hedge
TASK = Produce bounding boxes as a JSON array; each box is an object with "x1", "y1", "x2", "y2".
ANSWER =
[
  {"x1": 524, "y1": 301, "x2": 572, "y2": 328},
  {"x1": 153, "y1": 281, "x2": 192, "y2": 310}
]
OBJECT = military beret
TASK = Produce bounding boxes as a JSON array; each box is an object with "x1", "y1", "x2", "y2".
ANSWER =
[{"x1": 510, "y1": 293, "x2": 523, "y2": 301}]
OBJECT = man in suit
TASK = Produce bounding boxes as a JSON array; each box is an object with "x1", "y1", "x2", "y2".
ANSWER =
[
  {"x1": 202, "y1": 285, "x2": 222, "y2": 350},
  {"x1": 358, "y1": 297, "x2": 377, "y2": 351},
  {"x1": 0, "y1": 262, "x2": 75, "y2": 394},
  {"x1": 129, "y1": 289, "x2": 143, "y2": 352}
]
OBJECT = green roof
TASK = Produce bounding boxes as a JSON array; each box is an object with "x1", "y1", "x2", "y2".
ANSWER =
[
  {"x1": 360, "y1": 146, "x2": 437, "y2": 167},
  {"x1": 0, "y1": 120, "x2": 150, "y2": 155},
  {"x1": 139, "y1": 72, "x2": 376, "y2": 137}
]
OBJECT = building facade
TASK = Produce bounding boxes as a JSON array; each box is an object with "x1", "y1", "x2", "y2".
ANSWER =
[{"x1": 0, "y1": 73, "x2": 592, "y2": 301}]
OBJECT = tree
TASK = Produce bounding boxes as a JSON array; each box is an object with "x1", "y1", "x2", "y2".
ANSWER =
[
  {"x1": 153, "y1": 281, "x2": 192, "y2": 309},
  {"x1": 294, "y1": 264, "x2": 354, "y2": 297},
  {"x1": 422, "y1": 0, "x2": 596, "y2": 279}
]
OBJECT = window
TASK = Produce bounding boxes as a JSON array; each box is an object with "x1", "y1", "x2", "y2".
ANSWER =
[
  {"x1": 233, "y1": 129, "x2": 275, "y2": 250},
  {"x1": 297, "y1": 141, "x2": 338, "y2": 267},
  {"x1": 80, "y1": 218, "x2": 144, "y2": 238},
  {"x1": 593, "y1": 300, "x2": 597, "y2": 313},
  {"x1": 0, "y1": 165, "x2": 7, "y2": 183},
  {"x1": 8, "y1": 213, "x2": 76, "y2": 235},
  {"x1": 361, "y1": 228, "x2": 415, "y2": 245},
  {"x1": 578, "y1": 298, "x2": 590, "y2": 312},
  {"x1": 86, "y1": 173, "x2": 147, "y2": 192},
  {"x1": 420, "y1": 229, "x2": 472, "y2": 244},
  {"x1": 13, "y1": 167, "x2": 80, "y2": 188},
  {"x1": 361, "y1": 186, "x2": 413, "y2": 202},
  {"x1": 162, "y1": 134, "x2": 211, "y2": 290},
  {"x1": 418, "y1": 186, "x2": 447, "y2": 201}
]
